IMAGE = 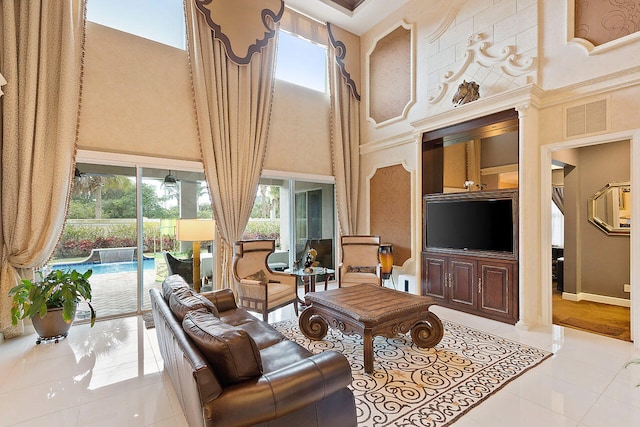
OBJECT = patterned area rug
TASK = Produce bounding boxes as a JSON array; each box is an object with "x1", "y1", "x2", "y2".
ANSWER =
[{"x1": 273, "y1": 319, "x2": 551, "y2": 427}]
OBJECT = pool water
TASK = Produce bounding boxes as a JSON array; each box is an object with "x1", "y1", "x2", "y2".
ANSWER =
[{"x1": 51, "y1": 258, "x2": 155, "y2": 275}]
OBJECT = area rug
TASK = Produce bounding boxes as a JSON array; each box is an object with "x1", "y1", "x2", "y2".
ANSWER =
[{"x1": 273, "y1": 319, "x2": 552, "y2": 427}]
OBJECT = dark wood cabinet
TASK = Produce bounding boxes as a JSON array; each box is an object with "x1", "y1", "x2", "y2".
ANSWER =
[{"x1": 422, "y1": 251, "x2": 518, "y2": 324}]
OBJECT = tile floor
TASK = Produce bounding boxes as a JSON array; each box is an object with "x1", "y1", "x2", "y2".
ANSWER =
[{"x1": 2, "y1": 286, "x2": 640, "y2": 426}]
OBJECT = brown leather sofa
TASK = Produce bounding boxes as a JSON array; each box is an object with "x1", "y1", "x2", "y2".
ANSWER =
[{"x1": 150, "y1": 275, "x2": 357, "y2": 427}]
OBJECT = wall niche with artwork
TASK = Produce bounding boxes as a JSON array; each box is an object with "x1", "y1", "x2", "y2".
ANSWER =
[{"x1": 421, "y1": 109, "x2": 520, "y2": 324}]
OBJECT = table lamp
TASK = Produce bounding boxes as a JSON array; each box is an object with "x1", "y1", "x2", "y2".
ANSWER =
[
  {"x1": 176, "y1": 219, "x2": 215, "y2": 292},
  {"x1": 379, "y1": 243, "x2": 394, "y2": 286}
]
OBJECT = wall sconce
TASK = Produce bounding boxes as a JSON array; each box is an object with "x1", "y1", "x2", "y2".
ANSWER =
[
  {"x1": 379, "y1": 243, "x2": 394, "y2": 285},
  {"x1": 176, "y1": 219, "x2": 215, "y2": 292}
]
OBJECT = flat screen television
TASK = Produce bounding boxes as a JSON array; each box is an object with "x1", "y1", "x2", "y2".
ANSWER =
[{"x1": 423, "y1": 190, "x2": 518, "y2": 258}]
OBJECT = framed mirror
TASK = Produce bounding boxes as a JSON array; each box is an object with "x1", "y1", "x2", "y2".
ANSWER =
[{"x1": 588, "y1": 181, "x2": 631, "y2": 235}]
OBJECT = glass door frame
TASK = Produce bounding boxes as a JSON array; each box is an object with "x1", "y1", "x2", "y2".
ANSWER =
[
  {"x1": 262, "y1": 170, "x2": 337, "y2": 272},
  {"x1": 76, "y1": 150, "x2": 204, "y2": 317}
]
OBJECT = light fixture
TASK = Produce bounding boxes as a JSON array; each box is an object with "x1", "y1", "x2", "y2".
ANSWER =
[
  {"x1": 379, "y1": 243, "x2": 394, "y2": 286},
  {"x1": 176, "y1": 219, "x2": 215, "y2": 293},
  {"x1": 164, "y1": 170, "x2": 178, "y2": 186}
]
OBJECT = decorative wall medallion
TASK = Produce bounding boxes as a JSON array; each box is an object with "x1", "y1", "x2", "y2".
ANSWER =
[
  {"x1": 366, "y1": 22, "x2": 415, "y2": 126},
  {"x1": 567, "y1": 0, "x2": 640, "y2": 54},
  {"x1": 428, "y1": 33, "x2": 536, "y2": 105},
  {"x1": 452, "y1": 80, "x2": 480, "y2": 106}
]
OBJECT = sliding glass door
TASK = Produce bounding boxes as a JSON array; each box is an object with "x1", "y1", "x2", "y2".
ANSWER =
[
  {"x1": 49, "y1": 161, "x2": 209, "y2": 321},
  {"x1": 246, "y1": 176, "x2": 336, "y2": 273}
]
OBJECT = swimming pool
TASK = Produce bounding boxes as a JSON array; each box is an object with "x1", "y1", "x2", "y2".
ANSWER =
[{"x1": 51, "y1": 258, "x2": 155, "y2": 275}]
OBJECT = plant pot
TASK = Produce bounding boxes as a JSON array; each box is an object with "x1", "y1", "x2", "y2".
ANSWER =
[{"x1": 31, "y1": 305, "x2": 76, "y2": 344}]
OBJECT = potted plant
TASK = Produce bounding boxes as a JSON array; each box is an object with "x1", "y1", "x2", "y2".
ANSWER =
[{"x1": 9, "y1": 269, "x2": 96, "y2": 343}]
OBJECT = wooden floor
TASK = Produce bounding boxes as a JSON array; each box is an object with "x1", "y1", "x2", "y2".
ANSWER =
[{"x1": 552, "y1": 290, "x2": 631, "y2": 341}]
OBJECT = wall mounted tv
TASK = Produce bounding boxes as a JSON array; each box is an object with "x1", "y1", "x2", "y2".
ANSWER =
[{"x1": 423, "y1": 189, "x2": 518, "y2": 259}]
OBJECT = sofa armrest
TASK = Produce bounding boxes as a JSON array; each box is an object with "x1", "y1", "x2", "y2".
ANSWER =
[
  {"x1": 205, "y1": 350, "x2": 352, "y2": 426},
  {"x1": 201, "y1": 288, "x2": 237, "y2": 312}
]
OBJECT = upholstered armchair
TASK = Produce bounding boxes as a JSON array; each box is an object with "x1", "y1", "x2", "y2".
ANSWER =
[
  {"x1": 232, "y1": 240, "x2": 299, "y2": 322},
  {"x1": 339, "y1": 235, "x2": 382, "y2": 287}
]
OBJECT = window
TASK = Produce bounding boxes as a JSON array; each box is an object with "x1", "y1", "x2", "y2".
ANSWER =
[
  {"x1": 87, "y1": 0, "x2": 186, "y2": 50},
  {"x1": 276, "y1": 30, "x2": 327, "y2": 92}
]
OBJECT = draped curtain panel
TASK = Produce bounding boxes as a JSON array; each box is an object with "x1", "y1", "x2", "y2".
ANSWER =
[
  {"x1": 0, "y1": 0, "x2": 86, "y2": 337},
  {"x1": 328, "y1": 23, "x2": 361, "y2": 235},
  {"x1": 552, "y1": 185, "x2": 565, "y2": 214},
  {"x1": 185, "y1": 0, "x2": 283, "y2": 294}
]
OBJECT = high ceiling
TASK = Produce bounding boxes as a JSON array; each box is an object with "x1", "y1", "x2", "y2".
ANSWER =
[{"x1": 284, "y1": 0, "x2": 410, "y2": 35}]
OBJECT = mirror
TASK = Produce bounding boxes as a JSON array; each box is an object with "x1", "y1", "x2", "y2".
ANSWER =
[{"x1": 588, "y1": 181, "x2": 631, "y2": 235}]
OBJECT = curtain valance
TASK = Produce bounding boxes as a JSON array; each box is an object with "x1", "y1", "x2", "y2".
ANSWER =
[{"x1": 193, "y1": 0, "x2": 284, "y2": 65}]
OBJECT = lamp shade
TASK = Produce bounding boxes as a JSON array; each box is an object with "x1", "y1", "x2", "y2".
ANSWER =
[{"x1": 176, "y1": 219, "x2": 215, "y2": 242}]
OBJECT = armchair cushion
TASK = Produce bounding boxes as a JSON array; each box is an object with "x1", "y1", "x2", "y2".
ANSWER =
[
  {"x1": 183, "y1": 309, "x2": 263, "y2": 386},
  {"x1": 169, "y1": 287, "x2": 219, "y2": 321},
  {"x1": 245, "y1": 270, "x2": 269, "y2": 283}
]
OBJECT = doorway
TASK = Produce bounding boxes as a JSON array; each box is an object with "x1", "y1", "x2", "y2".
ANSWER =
[{"x1": 542, "y1": 130, "x2": 639, "y2": 342}]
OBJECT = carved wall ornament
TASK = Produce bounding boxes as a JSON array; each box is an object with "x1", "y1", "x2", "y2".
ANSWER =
[
  {"x1": 452, "y1": 80, "x2": 480, "y2": 106},
  {"x1": 428, "y1": 33, "x2": 536, "y2": 105}
]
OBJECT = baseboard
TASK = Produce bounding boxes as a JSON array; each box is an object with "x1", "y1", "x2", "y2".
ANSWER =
[{"x1": 561, "y1": 291, "x2": 631, "y2": 308}]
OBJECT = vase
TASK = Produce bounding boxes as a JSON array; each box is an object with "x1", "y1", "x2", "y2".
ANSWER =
[{"x1": 31, "y1": 305, "x2": 76, "y2": 344}]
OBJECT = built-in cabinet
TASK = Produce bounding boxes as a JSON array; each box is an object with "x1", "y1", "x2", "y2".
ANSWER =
[
  {"x1": 421, "y1": 252, "x2": 518, "y2": 324},
  {"x1": 421, "y1": 108, "x2": 520, "y2": 325}
]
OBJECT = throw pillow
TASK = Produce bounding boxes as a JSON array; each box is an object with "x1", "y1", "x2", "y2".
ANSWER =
[
  {"x1": 346, "y1": 265, "x2": 377, "y2": 274},
  {"x1": 169, "y1": 287, "x2": 219, "y2": 321},
  {"x1": 183, "y1": 309, "x2": 263, "y2": 386},
  {"x1": 245, "y1": 270, "x2": 268, "y2": 283}
]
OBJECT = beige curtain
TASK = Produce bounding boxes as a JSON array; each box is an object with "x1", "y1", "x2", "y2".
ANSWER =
[
  {"x1": 0, "y1": 1, "x2": 86, "y2": 337},
  {"x1": 328, "y1": 24, "x2": 361, "y2": 235},
  {"x1": 185, "y1": 0, "x2": 282, "y2": 294}
]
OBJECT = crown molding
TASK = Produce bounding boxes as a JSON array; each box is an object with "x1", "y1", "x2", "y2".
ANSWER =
[{"x1": 412, "y1": 84, "x2": 543, "y2": 133}]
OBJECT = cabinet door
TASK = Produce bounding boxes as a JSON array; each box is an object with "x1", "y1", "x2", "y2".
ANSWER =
[
  {"x1": 448, "y1": 257, "x2": 477, "y2": 308},
  {"x1": 421, "y1": 253, "x2": 447, "y2": 302},
  {"x1": 479, "y1": 261, "x2": 514, "y2": 319}
]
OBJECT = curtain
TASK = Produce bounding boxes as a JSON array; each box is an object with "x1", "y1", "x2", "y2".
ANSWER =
[
  {"x1": 552, "y1": 185, "x2": 565, "y2": 214},
  {"x1": 328, "y1": 24, "x2": 361, "y2": 235},
  {"x1": 0, "y1": 0, "x2": 86, "y2": 337},
  {"x1": 185, "y1": 0, "x2": 283, "y2": 293}
]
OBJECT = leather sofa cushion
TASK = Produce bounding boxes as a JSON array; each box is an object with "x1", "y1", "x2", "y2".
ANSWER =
[
  {"x1": 162, "y1": 274, "x2": 190, "y2": 300},
  {"x1": 183, "y1": 309, "x2": 263, "y2": 386},
  {"x1": 169, "y1": 287, "x2": 219, "y2": 321}
]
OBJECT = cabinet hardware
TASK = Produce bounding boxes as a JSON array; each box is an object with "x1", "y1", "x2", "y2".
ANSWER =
[{"x1": 478, "y1": 277, "x2": 482, "y2": 293}]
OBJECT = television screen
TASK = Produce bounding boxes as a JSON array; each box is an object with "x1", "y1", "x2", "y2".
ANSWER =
[{"x1": 425, "y1": 198, "x2": 513, "y2": 253}]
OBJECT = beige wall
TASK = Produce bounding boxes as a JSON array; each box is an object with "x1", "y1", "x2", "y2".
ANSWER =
[
  {"x1": 358, "y1": 0, "x2": 639, "y2": 332},
  {"x1": 79, "y1": 23, "x2": 200, "y2": 160},
  {"x1": 79, "y1": 22, "x2": 332, "y2": 176},
  {"x1": 266, "y1": 80, "x2": 331, "y2": 175}
]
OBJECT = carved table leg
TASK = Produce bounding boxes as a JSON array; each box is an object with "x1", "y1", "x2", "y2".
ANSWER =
[
  {"x1": 411, "y1": 311, "x2": 444, "y2": 348},
  {"x1": 363, "y1": 328, "x2": 374, "y2": 374},
  {"x1": 298, "y1": 306, "x2": 328, "y2": 340}
]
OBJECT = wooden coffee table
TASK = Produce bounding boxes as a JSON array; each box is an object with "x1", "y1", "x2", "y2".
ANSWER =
[{"x1": 299, "y1": 284, "x2": 444, "y2": 374}]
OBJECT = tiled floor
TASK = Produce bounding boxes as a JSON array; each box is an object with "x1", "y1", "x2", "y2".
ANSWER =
[{"x1": 2, "y1": 285, "x2": 640, "y2": 426}]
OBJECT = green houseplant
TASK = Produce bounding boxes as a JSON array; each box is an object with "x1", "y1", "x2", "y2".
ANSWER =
[{"x1": 9, "y1": 269, "x2": 96, "y2": 343}]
